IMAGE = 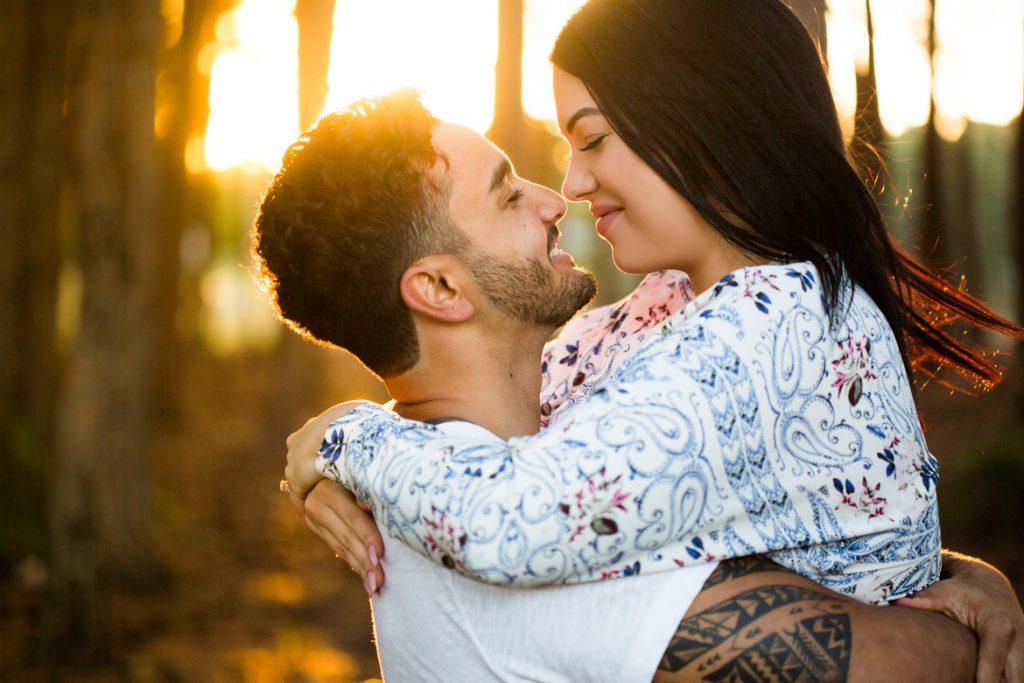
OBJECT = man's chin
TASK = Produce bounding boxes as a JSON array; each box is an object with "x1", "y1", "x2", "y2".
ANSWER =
[{"x1": 552, "y1": 270, "x2": 598, "y2": 326}]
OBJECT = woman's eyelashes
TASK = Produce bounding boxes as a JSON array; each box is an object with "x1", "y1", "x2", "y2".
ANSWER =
[{"x1": 578, "y1": 133, "x2": 610, "y2": 152}]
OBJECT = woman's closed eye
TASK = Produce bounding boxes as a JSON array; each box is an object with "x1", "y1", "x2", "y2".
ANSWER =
[{"x1": 578, "y1": 133, "x2": 610, "y2": 152}]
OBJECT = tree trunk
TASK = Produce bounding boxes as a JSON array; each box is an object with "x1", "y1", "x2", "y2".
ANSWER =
[
  {"x1": 1014, "y1": 40, "x2": 1024, "y2": 413},
  {"x1": 47, "y1": 0, "x2": 163, "y2": 654},
  {"x1": 851, "y1": 0, "x2": 884, "y2": 189},
  {"x1": 921, "y1": 0, "x2": 947, "y2": 269},
  {"x1": 0, "y1": 0, "x2": 67, "y2": 564},
  {"x1": 296, "y1": 0, "x2": 336, "y2": 130},
  {"x1": 1016, "y1": 55, "x2": 1024, "y2": 328},
  {"x1": 150, "y1": 0, "x2": 210, "y2": 419},
  {"x1": 489, "y1": 0, "x2": 525, "y2": 163},
  {"x1": 953, "y1": 125, "x2": 983, "y2": 298},
  {"x1": 487, "y1": 0, "x2": 563, "y2": 191}
]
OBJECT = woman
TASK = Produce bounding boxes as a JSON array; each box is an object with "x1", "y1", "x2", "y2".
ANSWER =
[{"x1": 287, "y1": 0, "x2": 1022, "y2": 675}]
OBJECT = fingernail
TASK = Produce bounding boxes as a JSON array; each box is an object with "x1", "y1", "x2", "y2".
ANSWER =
[
  {"x1": 363, "y1": 575, "x2": 373, "y2": 598},
  {"x1": 369, "y1": 545, "x2": 379, "y2": 568},
  {"x1": 368, "y1": 572, "x2": 378, "y2": 595}
]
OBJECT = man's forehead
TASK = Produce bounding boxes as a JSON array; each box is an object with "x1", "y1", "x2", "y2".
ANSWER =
[{"x1": 431, "y1": 121, "x2": 504, "y2": 186}]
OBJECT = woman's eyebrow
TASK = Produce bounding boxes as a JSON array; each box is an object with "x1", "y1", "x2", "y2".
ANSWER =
[{"x1": 565, "y1": 107, "x2": 602, "y2": 134}]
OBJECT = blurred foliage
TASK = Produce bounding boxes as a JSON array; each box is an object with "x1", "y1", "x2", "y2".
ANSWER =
[
  {"x1": 939, "y1": 425, "x2": 1024, "y2": 596},
  {"x1": 0, "y1": 420, "x2": 48, "y2": 568}
]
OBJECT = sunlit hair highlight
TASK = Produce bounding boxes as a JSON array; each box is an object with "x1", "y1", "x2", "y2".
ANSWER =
[{"x1": 251, "y1": 90, "x2": 466, "y2": 378}]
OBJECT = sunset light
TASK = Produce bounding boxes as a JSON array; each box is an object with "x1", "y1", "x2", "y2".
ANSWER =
[
  {"x1": 826, "y1": 0, "x2": 1024, "y2": 141},
  {"x1": 12, "y1": 2, "x2": 1024, "y2": 679},
  {"x1": 932, "y1": 0, "x2": 1024, "y2": 140},
  {"x1": 522, "y1": 0, "x2": 587, "y2": 123},
  {"x1": 202, "y1": 0, "x2": 299, "y2": 174},
  {"x1": 825, "y1": 0, "x2": 861, "y2": 142},
  {"x1": 870, "y1": 0, "x2": 932, "y2": 136},
  {"x1": 324, "y1": 1, "x2": 499, "y2": 133},
  {"x1": 195, "y1": 0, "x2": 1024, "y2": 172}
]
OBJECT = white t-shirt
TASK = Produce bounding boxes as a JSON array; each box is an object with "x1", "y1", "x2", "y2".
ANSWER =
[{"x1": 370, "y1": 421, "x2": 718, "y2": 683}]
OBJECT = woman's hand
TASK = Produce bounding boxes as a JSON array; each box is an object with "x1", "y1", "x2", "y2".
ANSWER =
[
  {"x1": 896, "y1": 550, "x2": 1022, "y2": 683},
  {"x1": 304, "y1": 479, "x2": 385, "y2": 597},
  {"x1": 281, "y1": 400, "x2": 383, "y2": 596},
  {"x1": 283, "y1": 400, "x2": 369, "y2": 510}
]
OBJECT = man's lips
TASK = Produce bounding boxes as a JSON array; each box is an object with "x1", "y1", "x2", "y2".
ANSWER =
[
  {"x1": 546, "y1": 226, "x2": 561, "y2": 255},
  {"x1": 546, "y1": 226, "x2": 577, "y2": 266}
]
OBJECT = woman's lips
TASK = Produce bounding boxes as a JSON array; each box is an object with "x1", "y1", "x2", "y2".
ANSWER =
[{"x1": 595, "y1": 208, "x2": 623, "y2": 237}]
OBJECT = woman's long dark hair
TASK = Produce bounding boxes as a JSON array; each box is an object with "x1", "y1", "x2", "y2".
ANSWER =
[{"x1": 551, "y1": 0, "x2": 1023, "y2": 388}]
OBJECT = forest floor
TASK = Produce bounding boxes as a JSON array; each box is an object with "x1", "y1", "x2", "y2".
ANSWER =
[
  {"x1": 1, "y1": 346, "x2": 1023, "y2": 682},
  {"x1": 1, "y1": 348, "x2": 383, "y2": 682}
]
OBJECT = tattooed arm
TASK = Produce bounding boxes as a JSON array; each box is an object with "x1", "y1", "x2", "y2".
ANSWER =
[{"x1": 654, "y1": 556, "x2": 977, "y2": 683}]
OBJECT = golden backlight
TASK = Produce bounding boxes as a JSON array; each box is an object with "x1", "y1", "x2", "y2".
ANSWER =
[
  {"x1": 521, "y1": 0, "x2": 588, "y2": 123},
  {"x1": 199, "y1": 0, "x2": 1024, "y2": 174},
  {"x1": 324, "y1": 1, "x2": 499, "y2": 133},
  {"x1": 932, "y1": 0, "x2": 1024, "y2": 141},
  {"x1": 202, "y1": 0, "x2": 299, "y2": 174},
  {"x1": 827, "y1": 0, "x2": 1023, "y2": 142}
]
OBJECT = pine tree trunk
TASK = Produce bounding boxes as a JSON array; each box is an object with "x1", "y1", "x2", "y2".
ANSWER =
[
  {"x1": 47, "y1": 0, "x2": 163, "y2": 653},
  {"x1": 0, "y1": 0, "x2": 67, "y2": 562},
  {"x1": 851, "y1": 0, "x2": 884, "y2": 188},
  {"x1": 954, "y1": 126, "x2": 983, "y2": 298},
  {"x1": 150, "y1": 0, "x2": 211, "y2": 419},
  {"x1": 489, "y1": 0, "x2": 525, "y2": 166},
  {"x1": 922, "y1": 0, "x2": 947, "y2": 268},
  {"x1": 296, "y1": 0, "x2": 336, "y2": 130},
  {"x1": 1014, "y1": 40, "x2": 1024, "y2": 413},
  {"x1": 1016, "y1": 58, "x2": 1024, "y2": 328}
]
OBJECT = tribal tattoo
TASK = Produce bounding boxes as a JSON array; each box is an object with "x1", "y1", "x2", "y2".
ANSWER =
[
  {"x1": 658, "y1": 560, "x2": 853, "y2": 682},
  {"x1": 699, "y1": 555, "x2": 781, "y2": 590}
]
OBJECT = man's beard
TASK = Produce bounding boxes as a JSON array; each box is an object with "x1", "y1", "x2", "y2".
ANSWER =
[{"x1": 463, "y1": 250, "x2": 597, "y2": 328}]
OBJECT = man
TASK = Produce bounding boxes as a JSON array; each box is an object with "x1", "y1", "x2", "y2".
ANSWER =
[{"x1": 254, "y1": 91, "x2": 983, "y2": 681}]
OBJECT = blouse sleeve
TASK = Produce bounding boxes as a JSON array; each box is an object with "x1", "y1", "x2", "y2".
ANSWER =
[{"x1": 317, "y1": 264, "x2": 941, "y2": 600}]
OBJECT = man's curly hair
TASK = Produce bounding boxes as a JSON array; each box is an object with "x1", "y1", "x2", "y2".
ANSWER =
[{"x1": 252, "y1": 91, "x2": 466, "y2": 378}]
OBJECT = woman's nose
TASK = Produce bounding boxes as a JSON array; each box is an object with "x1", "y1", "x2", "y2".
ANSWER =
[{"x1": 561, "y1": 155, "x2": 597, "y2": 201}]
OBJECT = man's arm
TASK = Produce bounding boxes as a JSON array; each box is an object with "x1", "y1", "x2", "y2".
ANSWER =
[
  {"x1": 654, "y1": 556, "x2": 977, "y2": 683},
  {"x1": 898, "y1": 551, "x2": 1022, "y2": 683}
]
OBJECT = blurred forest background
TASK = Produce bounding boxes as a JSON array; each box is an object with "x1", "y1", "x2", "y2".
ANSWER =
[{"x1": 2, "y1": 0, "x2": 1023, "y2": 680}]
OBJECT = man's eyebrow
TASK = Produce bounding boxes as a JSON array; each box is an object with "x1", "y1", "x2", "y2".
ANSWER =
[
  {"x1": 489, "y1": 158, "x2": 512, "y2": 193},
  {"x1": 565, "y1": 107, "x2": 602, "y2": 135}
]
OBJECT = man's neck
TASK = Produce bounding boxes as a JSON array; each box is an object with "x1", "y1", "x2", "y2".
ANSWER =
[{"x1": 384, "y1": 324, "x2": 550, "y2": 440}]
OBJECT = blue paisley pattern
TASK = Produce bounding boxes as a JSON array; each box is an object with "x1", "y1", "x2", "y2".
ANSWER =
[{"x1": 317, "y1": 263, "x2": 941, "y2": 604}]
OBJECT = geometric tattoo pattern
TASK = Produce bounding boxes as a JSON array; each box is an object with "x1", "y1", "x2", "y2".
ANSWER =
[
  {"x1": 659, "y1": 563, "x2": 852, "y2": 682},
  {"x1": 700, "y1": 556, "x2": 782, "y2": 590}
]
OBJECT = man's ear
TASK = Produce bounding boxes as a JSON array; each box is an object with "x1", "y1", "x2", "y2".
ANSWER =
[{"x1": 400, "y1": 256, "x2": 475, "y2": 323}]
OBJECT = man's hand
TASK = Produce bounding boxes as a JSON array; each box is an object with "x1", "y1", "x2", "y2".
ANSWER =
[
  {"x1": 283, "y1": 400, "x2": 369, "y2": 514},
  {"x1": 304, "y1": 480, "x2": 385, "y2": 597},
  {"x1": 896, "y1": 550, "x2": 1022, "y2": 683}
]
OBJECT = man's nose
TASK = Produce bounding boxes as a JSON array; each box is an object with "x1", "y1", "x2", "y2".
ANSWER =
[{"x1": 536, "y1": 183, "x2": 567, "y2": 225}]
